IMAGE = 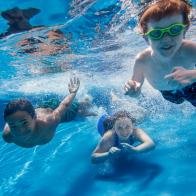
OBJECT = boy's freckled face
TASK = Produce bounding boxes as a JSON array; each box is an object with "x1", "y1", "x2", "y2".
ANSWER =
[
  {"x1": 6, "y1": 111, "x2": 36, "y2": 137},
  {"x1": 147, "y1": 14, "x2": 185, "y2": 58}
]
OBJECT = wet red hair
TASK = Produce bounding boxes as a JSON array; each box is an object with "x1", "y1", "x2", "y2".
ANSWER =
[{"x1": 139, "y1": 0, "x2": 192, "y2": 33}]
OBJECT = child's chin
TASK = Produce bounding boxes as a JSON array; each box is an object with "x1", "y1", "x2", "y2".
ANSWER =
[
  {"x1": 159, "y1": 45, "x2": 179, "y2": 57},
  {"x1": 120, "y1": 135, "x2": 130, "y2": 140},
  {"x1": 159, "y1": 49, "x2": 175, "y2": 57}
]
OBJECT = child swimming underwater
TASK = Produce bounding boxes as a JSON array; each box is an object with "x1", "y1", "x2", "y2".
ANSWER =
[
  {"x1": 91, "y1": 110, "x2": 155, "y2": 164},
  {"x1": 2, "y1": 77, "x2": 96, "y2": 148},
  {"x1": 124, "y1": 0, "x2": 196, "y2": 106}
]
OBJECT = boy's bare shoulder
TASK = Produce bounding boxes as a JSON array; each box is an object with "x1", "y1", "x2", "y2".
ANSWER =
[
  {"x1": 135, "y1": 48, "x2": 152, "y2": 64},
  {"x1": 182, "y1": 40, "x2": 196, "y2": 54},
  {"x1": 2, "y1": 125, "x2": 13, "y2": 143},
  {"x1": 36, "y1": 108, "x2": 58, "y2": 124}
]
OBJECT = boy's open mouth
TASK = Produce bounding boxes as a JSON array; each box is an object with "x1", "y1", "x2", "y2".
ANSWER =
[{"x1": 161, "y1": 45, "x2": 173, "y2": 50}]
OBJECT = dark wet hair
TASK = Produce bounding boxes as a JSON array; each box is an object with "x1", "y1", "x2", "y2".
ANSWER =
[
  {"x1": 4, "y1": 99, "x2": 35, "y2": 120},
  {"x1": 103, "y1": 110, "x2": 136, "y2": 130}
]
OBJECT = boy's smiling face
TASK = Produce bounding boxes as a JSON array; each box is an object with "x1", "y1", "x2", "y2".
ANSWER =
[{"x1": 146, "y1": 13, "x2": 185, "y2": 58}]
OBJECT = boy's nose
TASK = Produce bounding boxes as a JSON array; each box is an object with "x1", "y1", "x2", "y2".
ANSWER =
[{"x1": 162, "y1": 32, "x2": 172, "y2": 41}]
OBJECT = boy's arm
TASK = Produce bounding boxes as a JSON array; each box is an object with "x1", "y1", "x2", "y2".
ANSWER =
[
  {"x1": 133, "y1": 128, "x2": 155, "y2": 153},
  {"x1": 124, "y1": 57, "x2": 145, "y2": 96},
  {"x1": 52, "y1": 77, "x2": 80, "y2": 124},
  {"x1": 132, "y1": 57, "x2": 145, "y2": 84}
]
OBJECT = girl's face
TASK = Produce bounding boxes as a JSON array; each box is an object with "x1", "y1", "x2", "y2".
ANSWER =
[
  {"x1": 146, "y1": 13, "x2": 185, "y2": 59},
  {"x1": 114, "y1": 117, "x2": 133, "y2": 140}
]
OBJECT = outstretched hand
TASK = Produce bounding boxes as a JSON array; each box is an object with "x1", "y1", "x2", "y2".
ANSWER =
[
  {"x1": 68, "y1": 76, "x2": 80, "y2": 94},
  {"x1": 164, "y1": 66, "x2": 195, "y2": 86}
]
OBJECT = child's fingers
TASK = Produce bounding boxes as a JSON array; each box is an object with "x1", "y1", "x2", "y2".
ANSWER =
[
  {"x1": 68, "y1": 83, "x2": 71, "y2": 90},
  {"x1": 124, "y1": 82, "x2": 134, "y2": 90},
  {"x1": 120, "y1": 143, "x2": 129, "y2": 149},
  {"x1": 76, "y1": 77, "x2": 80, "y2": 86},
  {"x1": 124, "y1": 86, "x2": 135, "y2": 95},
  {"x1": 70, "y1": 77, "x2": 74, "y2": 86},
  {"x1": 124, "y1": 87, "x2": 128, "y2": 93},
  {"x1": 74, "y1": 76, "x2": 78, "y2": 84},
  {"x1": 124, "y1": 85, "x2": 130, "y2": 91},
  {"x1": 164, "y1": 73, "x2": 174, "y2": 80},
  {"x1": 171, "y1": 66, "x2": 183, "y2": 72},
  {"x1": 70, "y1": 76, "x2": 79, "y2": 86},
  {"x1": 72, "y1": 76, "x2": 76, "y2": 84},
  {"x1": 72, "y1": 77, "x2": 79, "y2": 85}
]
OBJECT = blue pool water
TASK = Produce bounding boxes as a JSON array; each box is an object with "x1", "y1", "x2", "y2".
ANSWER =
[{"x1": 0, "y1": 0, "x2": 196, "y2": 195}]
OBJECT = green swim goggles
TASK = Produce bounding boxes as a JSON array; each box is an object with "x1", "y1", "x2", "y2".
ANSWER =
[{"x1": 145, "y1": 23, "x2": 187, "y2": 40}]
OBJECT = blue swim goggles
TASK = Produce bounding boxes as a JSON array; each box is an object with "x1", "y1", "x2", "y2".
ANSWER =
[{"x1": 145, "y1": 23, "x2": 187, "y2": 40}]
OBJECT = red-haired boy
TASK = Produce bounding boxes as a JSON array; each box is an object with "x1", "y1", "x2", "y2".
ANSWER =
[{"x1": 124, "y1": 0, "x2": 196, "y2": 106}]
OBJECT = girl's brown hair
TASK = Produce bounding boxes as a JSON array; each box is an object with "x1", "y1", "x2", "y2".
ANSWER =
[{"x1": 103, "y1": 110, "x2": 136, "y2": 131}]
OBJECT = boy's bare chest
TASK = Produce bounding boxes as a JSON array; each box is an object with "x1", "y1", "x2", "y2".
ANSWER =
[{"x1": 143, "y1": 58, "x2": 194, "y2": 90}]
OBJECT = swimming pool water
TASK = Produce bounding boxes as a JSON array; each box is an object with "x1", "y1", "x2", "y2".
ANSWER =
[{"x1": 0, "y1": 0, "x2": 196, "y2": 195}]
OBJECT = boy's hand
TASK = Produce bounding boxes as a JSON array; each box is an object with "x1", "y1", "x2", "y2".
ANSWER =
[
  {"x1": 68, "y1": 77, "x2": 80, "y2": 94},
  {"x1": 164, "y1": 66, "x2": 196, "y2": 86},
  {"x1": 108, "y1": 147, "x2": 121, "y2": 158},
  {"x1": 124, "y1": 80, "x2": 141, "y2": 95}
]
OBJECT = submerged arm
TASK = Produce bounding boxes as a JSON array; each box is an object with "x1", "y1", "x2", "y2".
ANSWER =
[{"x1": 124, "y1": 57, "x2": 145, "y2": 96}]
